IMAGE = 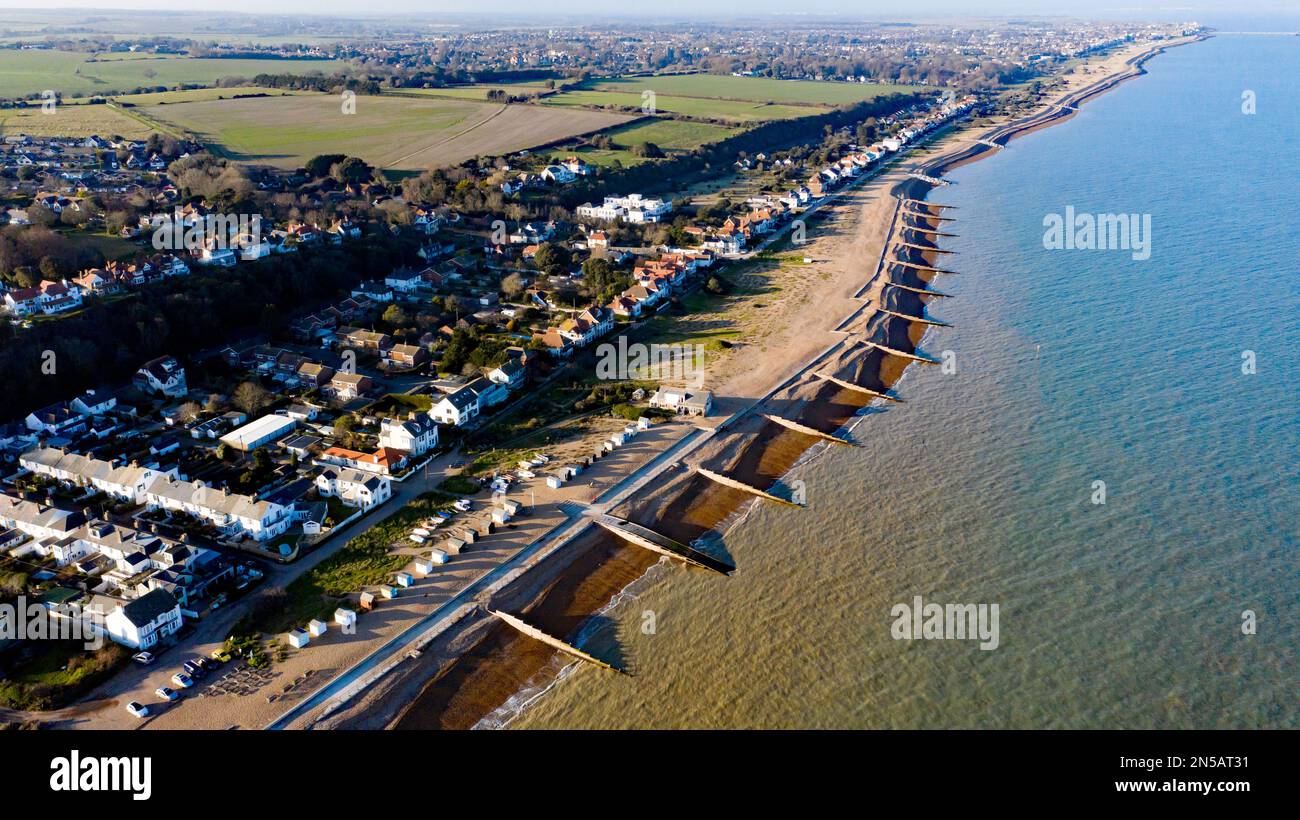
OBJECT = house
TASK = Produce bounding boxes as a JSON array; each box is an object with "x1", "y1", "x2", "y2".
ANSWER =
[
  {"x1": 576, "y1": 194, "x2": 672, "y2": 224},
  {"x1": 143, "y1": 476, "x2": 292, "y2": 541},
  {"x1": 326, "y1": 372, "x2": 373, "y2": 401},
  {"x1": 296, "y1": 361, "x2": 335, "y2": 387},
  {"x1": 385, "y1": 343, "x2": 429, "y2": 369},
  {"x1": 20, "y1": 447, "x2": 174, "y2": 503},
  {"x1": 430, "y1": 385, "x2": 480, "y2": 426},
  {"x1": 487, "y1": 359, "x2": 527, "y2": 390},
  {"x1": 317, "y1": 446, "x2": 408, "y2": 477},
  {"x1": 649, "y1": 388, "x2": 713, "y2": 416},
  {"x1": 102, "y1": 589, "x2": 182, "y2": 650},
  {"x1": 338, "y1": 327, "x2": 393, "y2": 352},
  {"x1": 556, "y1": 307, "x2": 614, "y2": 347},
  {"x1": 378, "y1": 412, "x2": 439, "y2": 457},
  {"x1": 350, "y1": 281, "x2": 393, "y2": 303},
  {"x1": 134, "y1": 355, "x2": 188, "y2": 398},
  {"x1": 541, "y1": 164, "x2": 577, "y2": 184},
  {"x1": 384, "y1": 268, "x2": 424, "y2": 294},
  {"x1": 2, "y1": 287, "x2": 41, "y2": 316},
  {"x1": 315, "y1": 467, "x2": 392, "y2": 510},
  {"x1": 467, "y1": 377, "x2": 509, "y2": 409}
]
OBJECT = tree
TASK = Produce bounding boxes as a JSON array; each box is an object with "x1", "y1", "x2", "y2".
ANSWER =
[
  {"x1": 331, "y1": 156, "x2": 373, "y2": 185},
  {"x1": 232, "y1": 381, "x2": 271, "y2": 415},
  {"x1": 305, "y1": 153, "x2": 347, "y2": 178},
  {"x1": 632, "y1": 142, "x2": 664, "y2": 159},
  {"x1": 382, "y1": 304, "x2": 410, "y2": 327},
  {"x1": 177, "y1": 401, "x2": 202, "y2": 422},
  {"x1": 500, "y1": 272, "x2": 526, "y2": 300}
]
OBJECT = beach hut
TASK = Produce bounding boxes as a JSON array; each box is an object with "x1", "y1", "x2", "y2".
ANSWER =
[
  {"x1": 395, "y1": 572, "x2": 414, "y2": 588},
  {"x1": 501, "y1": 499, "x2": 520, "y2": 517},
  {"x1": 286, "y1": 628, "x2": 310, "y2": 649},
  {"x1": 637, "y1": 416, "x2": 651, "y2": 430},
  {"x1": 429, "y1": 549, "x2": 449, "y2": 564},
  {"x1": 460, "y1": 528, "x2": 477, "y2": 544},
  {"x1": 415, "y1": 556, "x2": 435, "y2": 574},
  {"x1": 445, "y1": 537, "x2": 466, "y2": 556},
  {"x1": 334, "y1": 608, "x2": 357, "y2": 629},
  {"x1": 492, "y1": 507, "x2": 510, "y2": 524},
  {"x1": 623, "y1": 425, "x2": 637, "y2": 437},
  {"x1": 409, "y1": 533, "x2": 426, "y2": 545},
  {"x1": 380, "y1": 584, "x2": 398, "y2": 599},
  {"x1": 609, "y1": 432, "x2": 625, "y2": 447},
  {"x1": 308, "y1": 619, "x2": 328, "y2": 638},
  {"x1": 478, "y1": 521, "x2": 495, "y2": 536},
  {"x1": 546, "y1": 475, "x2": 563, "y2": 489},
  {"x1": 359, "y1": 592, "x2": 376, "y2": 610}
]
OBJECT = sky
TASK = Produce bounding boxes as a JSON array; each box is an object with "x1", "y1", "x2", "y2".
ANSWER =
[{"x1": 0, "y1": 1, "x2": 1274, "y2": 19}]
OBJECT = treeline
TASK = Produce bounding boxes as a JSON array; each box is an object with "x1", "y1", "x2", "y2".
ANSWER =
[
  {"x1": 0, "y1": 231, "x2": 422, "y2": 421},
  {"x1": 248, "y1": 73, "x2": 380, "y2": 94},
  {"x1": 558, "y1": 92, "x2": 928, "y2": 206}
]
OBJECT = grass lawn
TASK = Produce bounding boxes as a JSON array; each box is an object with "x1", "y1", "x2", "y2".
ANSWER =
[
  {"x1": 257, "y1": 491, "x2": 456, "y2": 633},
  {"x1": 0, "y1": 100, "x2": 156, "y2": 138},
  {"x1": 590, "y1": 74, "x2": 921, "y2": 106},
  {"x1": 0, "y1": 49, "x2": 349, "y2": 99}
]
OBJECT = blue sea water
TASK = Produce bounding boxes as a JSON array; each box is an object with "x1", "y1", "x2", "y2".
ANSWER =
[{"x1": 514, "y1": 34, "x2": 1297, "y2": 729}]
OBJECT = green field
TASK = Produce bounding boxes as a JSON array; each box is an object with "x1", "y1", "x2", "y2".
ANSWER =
[
  {"x1": 590, "y1": 74, "x2": 919, "y2": 106},
  {"x1": 541, "y1": 89, "x2": 822, "y2": 122},
  {"x1": 387, "y1": 81, "x2": 554, "y2": 102},
  {"x1": 0, "y1": 100, "x2": 156, "y2": 138},
  {"x1": 0, "y1": 49, "x2": 349, "y2": 99},
  {"x1": 556, "y1": 117, "x2": 740, "y2": 166},
  {"x1": 141, "y1": 93, "x2": 632, "y2": 171},
  {"x1": 113, "y1": 85, "x2": 318, "y2": 106}
]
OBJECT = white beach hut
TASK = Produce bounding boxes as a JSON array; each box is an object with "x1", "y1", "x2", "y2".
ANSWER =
[
  {"x1": 430, "y1": 549, "x2": 449, "y2": 564},
  {"x1": 286, "y1": 628, "x2": 310, "y2": 649},
  {"x1": 380, "y1": 584, "x2": 399, "y2": 599},
  {"x1": 335, "y1": 608, "x2": 358, "y2": 628},
  {"x1": 445, "y1": 537, "x2": 466, "y2": 555},
  {"x1": 415, "y1": 557, "x2": 435, "y2": 574},
  {"x1": 308, "y1": 619, "x2": 328, "y2": 638},
  {"x1": 395, "y1": 572, "x2": 414, "y2": 588},
  {"x1": 546, "y1": 475, "x2": 563, "y2": 489}
]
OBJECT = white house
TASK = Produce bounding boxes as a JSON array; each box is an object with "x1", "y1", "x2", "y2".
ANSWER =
[
  {"x1": 20, "y1": 447, "x2": 175, "y2": 504},
  {"x1": 144, "y1": 476, "x2": 292, "y2": 541},
  {"x1": 134, "y1": 356, "x2": 187, "y2": 398},
  {"x1": 576, "y1": 194, "x2": 673, "y2": 224},
  {"x1": 487, "y1": 359, "x2": 526, "y2": 390},
  {"x1": 102, "y1": 589, "x2": 183, "y2": 650},
  {"x1": 377, "y1": 412, "x2": 439, "y2": 457},
  {"x1": 649, "y1": 388, "x2": 713, "y2": 417},
  {"x1": 430, "y1": 385, "x2": 480, "y2": 427},
  {"x1": 314, "y1": 467, "x2": 392, "y2": 510}
]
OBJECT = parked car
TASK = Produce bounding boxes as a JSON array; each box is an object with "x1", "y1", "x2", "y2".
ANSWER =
[
  {"x1": 171, "y1": 672, "x2": 193, "y2": 688},
  {"x1": 126, "y1": 701, "x2": 149, "y2": 718},
  {"x1": 210, "y1": 648, "x2": 232, "y2": 663},
  {"x1": 182, "y1": 660, "x2": 205, "y2": 678},
  {"x1": 155, "y1": 686, "x2": 179, "y2": 702},
  {"x1": 132, "y1": 651, "x2": 155, "y2": 665}
]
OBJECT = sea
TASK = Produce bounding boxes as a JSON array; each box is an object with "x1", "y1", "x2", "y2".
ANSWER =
[{"x1": 504, "y1": 32, "x2": 1299, "y2": 729}]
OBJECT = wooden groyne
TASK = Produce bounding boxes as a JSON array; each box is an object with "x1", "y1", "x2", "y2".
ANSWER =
[
  {"x1": 901, "y1": 207, "x2": 956, "y2": 222},
  {"x1": 696, "y1": 467, "x2": 803, "y2": 507},
  {"x1": 894, "y1": 260, "x2": 958, "y2": 275},
  {"x1": 867, "y1": 341, "x2": 942, "y2": 365},
  {"x1": 761, "y1": 413, "x2": 854, "y2": 446},
  {"x1": 901, "y1": 241, "x2": 956, "y2": 255},
  {"x1": 813, "y1": 372, "x2": 903, "y2": 402},
  {"x1": 593, "y1": 514, "x2": 734, "y2": 575},
  {"x1": 902, "y1": 225, "x2": 959, "y2": 238},
  {"x1": 878, "y1": 307, "x2": 952, "y2": 328},
  {"x1": 885, "y1": 281, "x2": 952, "y2": 298},
  {"x1": 489, "y1": 609, "x2": 626, "y2": 674},
  {"x1": 901, "y1": 198, "x2": 956, "y2": 210}
]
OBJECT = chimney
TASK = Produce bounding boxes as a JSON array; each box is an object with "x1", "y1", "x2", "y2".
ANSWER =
[{"x1": 151, "y1": 523, "x2": 159, "y2": 534}]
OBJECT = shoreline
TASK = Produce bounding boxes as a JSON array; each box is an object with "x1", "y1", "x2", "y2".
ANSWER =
[{"x1": 285, "y1": 36, "x2": 1202, "y2": 732}]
